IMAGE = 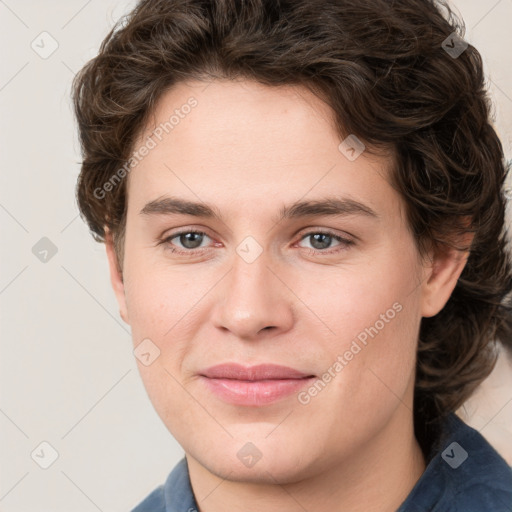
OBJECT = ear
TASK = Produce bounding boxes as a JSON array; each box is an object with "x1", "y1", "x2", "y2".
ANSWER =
[
  {"x1": 420, "y1": 232, "x2": 474, "y2": 318},
  {"x1": 105, "y1": 230, "x2": 129, "y2": 324}
]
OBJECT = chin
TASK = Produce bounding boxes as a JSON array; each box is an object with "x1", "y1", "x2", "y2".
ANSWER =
[
  {"x1": 192, "y1": 434, "x2": 322, "y2": 485},
  {"x1": 208, "y1": 456, "x2": 313, "y2": 485}
]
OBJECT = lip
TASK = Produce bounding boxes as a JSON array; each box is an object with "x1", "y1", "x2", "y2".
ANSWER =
[{"x1": 199, "y1": 363, "x2": 315, "y2": 406}]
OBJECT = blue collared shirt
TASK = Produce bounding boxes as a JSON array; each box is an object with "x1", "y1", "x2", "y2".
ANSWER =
[{"x1": 131, "y1": 413, "x2": 512, "y2": 511}]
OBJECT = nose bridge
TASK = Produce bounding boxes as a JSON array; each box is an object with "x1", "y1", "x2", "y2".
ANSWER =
[
  {"x1": 212, "y1": 241, "x2": 292, "y2": 338},
  {"x1": 231, "y1": 245, "x2": 271, "y2": 300}
]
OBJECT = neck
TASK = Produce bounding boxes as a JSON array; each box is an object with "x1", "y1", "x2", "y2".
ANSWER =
[{"x1": 186, "y1": 407, "x2": 426, "y2": 512}]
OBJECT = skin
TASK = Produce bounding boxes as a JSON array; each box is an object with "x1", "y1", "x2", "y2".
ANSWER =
[{"x1": 105, "y1": 79, "x2": 471, "y2": 512}]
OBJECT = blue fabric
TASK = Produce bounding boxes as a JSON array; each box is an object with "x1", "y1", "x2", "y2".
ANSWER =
[
  {"x1": 131, "y1": 413, "x2": 512, "y2": 511},
  {"x1": 131, "y1": 457, "x2": 197, "y2": 512},
  {"x1": 396, "y1": 413, "x2": 512, "y2": 511}
]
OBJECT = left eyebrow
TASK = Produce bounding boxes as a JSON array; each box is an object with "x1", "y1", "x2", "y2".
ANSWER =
[
  {"x1": 139, "y1": 195, "x2": 379, "y2": 223},
  {"x1": 276, "y1": 197, "x2": 379, "y2": 222}
]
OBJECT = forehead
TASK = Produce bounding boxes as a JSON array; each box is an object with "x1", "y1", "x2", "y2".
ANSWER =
[
  {"x1": 136, "y1": 79, "x2": 341, "y2": 158},
  {"x1": 127, "y1": 79, "x2": 399, "y2": 221}
]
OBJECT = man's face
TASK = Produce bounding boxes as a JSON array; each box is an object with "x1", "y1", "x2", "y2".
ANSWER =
[{"x1": 108, "y1": 79, "x2": 434, "y2": 483}]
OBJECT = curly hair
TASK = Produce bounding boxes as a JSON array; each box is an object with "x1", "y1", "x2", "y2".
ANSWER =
[{"x1": 72, "y1": 0, "x2": 512, "y2": 457}]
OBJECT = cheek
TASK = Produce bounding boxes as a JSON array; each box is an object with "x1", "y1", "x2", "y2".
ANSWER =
[
  {"x1": 304, "y1": 247, "x2": 422, "y2": 401},
  {"x1": 307, "y1": 247, "x2": 420, "y2": 346},
  {"x1": 122, "y1": 260, "x2": 202, "y2": 434},
  {"x1": 122, "y1": 256, "x2": 210, "y2": 406},
  {"x1": 123, "y1": 257, "x2": 198, "y2": 339}
]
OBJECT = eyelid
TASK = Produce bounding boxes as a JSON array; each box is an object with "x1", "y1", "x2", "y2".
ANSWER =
[{"x1": 295, "y1": 226, "x2": 355, "y2": 242}]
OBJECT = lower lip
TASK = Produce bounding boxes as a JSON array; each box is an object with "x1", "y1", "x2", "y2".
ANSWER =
[{"x1": 200, "y1": 377, "x2": 315, "y2": 406}]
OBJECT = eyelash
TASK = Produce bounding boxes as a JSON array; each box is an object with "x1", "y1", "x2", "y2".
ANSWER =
[{"x1": 157, "y1": 229, "x2": 355, "y2": 256}]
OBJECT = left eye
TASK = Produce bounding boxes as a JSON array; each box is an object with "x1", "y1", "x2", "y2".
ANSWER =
[{"x1": 297, "y1": 232, "x2": 349, "y2": 251}]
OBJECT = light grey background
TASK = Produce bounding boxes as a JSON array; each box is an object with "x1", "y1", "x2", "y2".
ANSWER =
[{"x1": 1, "y1": 1, "x2": 511, "y2": 511}]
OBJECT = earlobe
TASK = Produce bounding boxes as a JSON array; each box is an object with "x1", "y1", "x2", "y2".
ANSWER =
[
  {"x1": 105, "y1": 230, "x2": 129, "y2": 324},
  {"x1": 420, "y1": 236, "x2": 473, "y2": 318}
]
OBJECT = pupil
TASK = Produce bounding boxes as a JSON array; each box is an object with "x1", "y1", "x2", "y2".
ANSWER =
[
  {"x1": 182, "y1": 233, "x2": 202, "y2": 249},
  {"x1": 311, "y1": 233, "x2": 331, "y2": 249}
]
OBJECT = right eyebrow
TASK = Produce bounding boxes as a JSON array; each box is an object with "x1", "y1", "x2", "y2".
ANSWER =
[{"x1": 140, "y1": 196, "x2": 225, "y2": 221}]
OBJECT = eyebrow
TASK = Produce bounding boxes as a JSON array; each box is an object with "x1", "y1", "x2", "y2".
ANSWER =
[{"x1": 139, "y1": 195, "x2": 379, "y2": 223}]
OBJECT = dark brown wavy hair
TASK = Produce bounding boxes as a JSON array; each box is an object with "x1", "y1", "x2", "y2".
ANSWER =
[{"x1": 72, "y1": 0, "x2": 512, "y2": 458}]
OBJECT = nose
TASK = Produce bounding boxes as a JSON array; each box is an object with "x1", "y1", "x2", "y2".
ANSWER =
[{"x1": 211, "y1": 248, "x2": 295, "y2": 340}]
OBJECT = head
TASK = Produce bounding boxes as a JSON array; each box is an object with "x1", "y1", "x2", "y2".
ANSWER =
[{"x1": 73, "y1": 0, "x2": 512, "y2": 481}]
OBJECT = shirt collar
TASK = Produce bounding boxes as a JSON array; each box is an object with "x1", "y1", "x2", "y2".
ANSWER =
[{"x1": 164, "y1": 457, "x2": 199, "y2": 512}]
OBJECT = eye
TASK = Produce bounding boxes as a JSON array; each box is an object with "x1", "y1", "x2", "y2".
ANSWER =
[
  {"x1": 159, "y1": 230, "x2": 211, "y2": 254},
  {"x1": 297, "y1": 230, "x2": 354, "y2": 254},
  {"x1": 157, "y1": 228, "x2": 354, "y2": 256}
]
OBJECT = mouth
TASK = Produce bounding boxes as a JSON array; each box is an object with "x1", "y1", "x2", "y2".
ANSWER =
[{"x1": 199, "y1": 363, "x2": 316, "y2": 406}]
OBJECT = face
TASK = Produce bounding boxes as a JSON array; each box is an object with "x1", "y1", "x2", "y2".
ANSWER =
[{"x1": 106, "y1": 79, "x2": 466, "y2": 484}]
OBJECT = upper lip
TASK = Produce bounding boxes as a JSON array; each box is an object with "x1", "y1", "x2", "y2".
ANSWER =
[{"x1": 200, "y1": 363, "x2": 314, "y2": 381}]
